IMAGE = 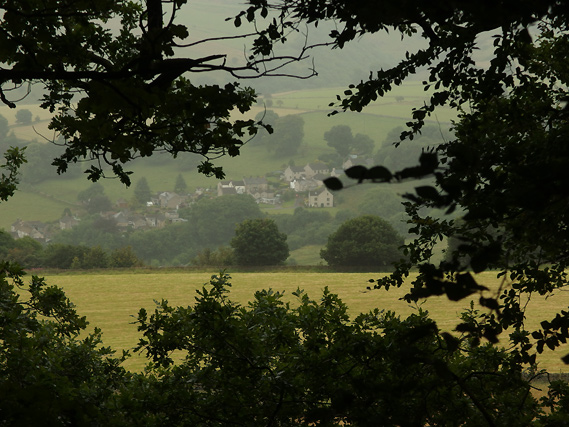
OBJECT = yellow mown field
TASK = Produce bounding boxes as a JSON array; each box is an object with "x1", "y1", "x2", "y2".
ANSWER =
[{"x1": 40, "y1": 270, "x2": 569, "y2": 372}]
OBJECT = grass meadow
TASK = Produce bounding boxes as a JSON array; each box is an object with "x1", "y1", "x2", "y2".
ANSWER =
[{"x1": 37, "y1": 269, "x2": 569, "y2": 373}]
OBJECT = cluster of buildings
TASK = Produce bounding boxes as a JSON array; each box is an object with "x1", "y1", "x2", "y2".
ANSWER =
[
  {"x1": 9, "y1": 189, "x2": 206, "y2": 243},
  {"x1": 218, "y1": 161, "x2": 347, "y2": 209},
  {"x1": 10, "y1": 158, "x2": 372, "y2": 243}
]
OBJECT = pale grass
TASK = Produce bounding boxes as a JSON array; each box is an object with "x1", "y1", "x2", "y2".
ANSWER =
[{"x1": 40, "y1": 271, "x2": 569, "y2": 372}]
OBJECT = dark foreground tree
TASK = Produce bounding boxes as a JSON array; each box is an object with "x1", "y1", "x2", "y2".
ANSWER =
[
  {"x1": 0, "y1": 0, "x2": 316, "y2": 188},
  {"x1": 320, "y1": 215, "x2": 403, "y2": 268},
  {"x1": 244, "y1": 0, "x2": 569, "y2": 366},
  {"x1": 231, "y1": 218, "x2": 289, "y2": 265},
  {"x1": 0, "y1": 263, "x2": 126, "y2": 425},
  {"x1": 130, "y1": 273, "x2": 550, "y2": 425}
]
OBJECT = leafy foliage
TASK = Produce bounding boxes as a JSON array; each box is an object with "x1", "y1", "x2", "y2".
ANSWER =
[
  {"x1": 173, "y1": 173, "x2": 188, "y2": 194},
  {"x1": 320, "y1": 215, "x2": 404, "y2": 268},
  {"x1": 133, "y1": 177, "x2": 152, "y2": 206},
  {"x1": 0, "y1": 147, "x2": 26, "y2": 201},
  {"x1": 324, "y1": 125, "x2": 375, "y2": 158},
  {"x1": 273, "y1": 207, "x2": 346, "y2": 250},
  {"x1": 231, "y1": 218, "x2": 289, "y2": 265},
  {"x1": 252, "y1": 112, "x2": 305, "y2": 157},
  {"x1": 0, "y1": 0, "x2": 310, "y2": 187},
  {"x1": 131, "y1": 273, "x2": 547, "y2": 425},
  {"x1": 254, "y1": 0, "x2": 569, "y2": 366},
  {"x1": 0, "y1": 262, "x2": 127, "y2": 425}
]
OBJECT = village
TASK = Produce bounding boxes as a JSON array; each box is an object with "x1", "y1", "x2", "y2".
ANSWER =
[{"x1": 8, "y1": 159, "x2": 375, "y2": 243}]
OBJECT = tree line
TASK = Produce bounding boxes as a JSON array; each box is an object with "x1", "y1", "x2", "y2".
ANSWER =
[{"x1": 0, "y1": 231, "x2": 142, "y2": 269}]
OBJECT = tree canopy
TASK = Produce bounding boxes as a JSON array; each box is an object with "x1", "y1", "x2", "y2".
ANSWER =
[
  {"x1": 231, "y1": 218, "x2": 289, "y2": 265},
  {"x1": 320, "y1": 215, "x2": 404, "y2": 268},
  {"x1": 324, "y1": 125, "x2": 375, "y2": 158},
  {"x1": 249, "y1": 0, "x2": 569, "y2": 364},
  {"x1": 183, "y1": 194, "x2": 264, "y2": 247},
  {"x1": 133, "y1": 177, "x2": 152, "y2": 206},
  {"x1": 0, "y1": 0, "x2": 315, "y2": 188}
]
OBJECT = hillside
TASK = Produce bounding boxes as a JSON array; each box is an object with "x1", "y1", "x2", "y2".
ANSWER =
[{"x1": 1, "y1": 82, "x2": 453, "y2": 228}]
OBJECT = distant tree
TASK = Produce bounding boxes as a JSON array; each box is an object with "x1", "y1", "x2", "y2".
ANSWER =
[
  {"x1": 324, "y1": 125, "x2": 375, "y2": 159},
  {"x1": 252, "y1": 110, "x2": 280, "y2": 146},
  {"x1": 75, "y1": 246, "x2": 109, "y2": 269},
  {"x1": 77, "y1": 183, "x2": 105, "y2": 204},
  {"x1": 352, "y1": 133, "x2": 375, "y2": 156},
  {"x1": 231, "y1": 218, "x2": 289, "y2": 265},
  {"x1": 85, "y1": 194, "x2": 113, "y2": 214},
  {"x1": 272, "y1": 207, "x2": 340, "y2": 250},
  {"x1": 42, "y1": 244, "x2": 88, "y2": 269},
  {"x1": 192, "y1": 246, "x2": 234, "y2": 267},
  {"x1": 134, "y1": 177, "x2": 152, "y2": 206},
  {"x1": 0, "y1": 114, "x2": 9, "y2": 140},
  {"x1": 324, "y1": 125, "x2": 353, "y2": 158},
  {"x1": 109, "y1": 246, "x2": 143, "y2": 268},
  {"x1": 374, "y1": 125, "x2": 447, "y2": 171},
  {"x1": 320, "y1": 215, "x2": 404, "y2": 267},
  {"x1": 181, "y1": 194, "x2": 263, "y2": 248},
  {"x1": 272, "y1": 115, "x2": 304, "y2": 157},
  {"x1": 317, "y1": 152, "x2": 343, "y2": 168},
  {"x1": 174, "y1": 174, "x2": 188, "y2": 194},
  {"x1": 255, "y1": 109, "x2": 280, "y2": 127},
  {"x1": 357, "y1": 188, "x2": 405, "y2": 220},
  {"x1": 77, "y1": 183, "x2": 112, "y2": 214},
  {"x1": 6, "y1": 236, "x2": 43, "y2": 268},
  {"x1": 15, "y1": 109, "x2": 32, "y2": 125}
]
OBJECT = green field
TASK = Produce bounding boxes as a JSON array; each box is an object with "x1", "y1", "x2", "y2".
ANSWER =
[{"x1": 37, "y1": 270, "x2": 569, "y2": 373}]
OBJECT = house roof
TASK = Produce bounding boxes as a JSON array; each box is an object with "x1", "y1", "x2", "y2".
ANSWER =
[
  {"x1": 220, "y1": 187, "x2": 237, "y2": 195},
  {"x1": 313, "y1": 173, "x2": 329, "y2": 181},
  {"x1": 306, "y1": 162, "x2": 329, "y2": 171},
  {"x1": 311, "y1": 187, "x2": 332, "y2": 196},
  {"x1": 287, "y1": 165, "x2": 306, "y2": 173}
]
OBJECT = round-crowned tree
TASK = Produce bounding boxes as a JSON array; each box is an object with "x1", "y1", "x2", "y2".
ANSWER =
[
  {"x1": 320, "y1": 215, "x2": 404, "y2": 267},
  {"x1": 231, "y1": 218, "x2": 289, "y2": 266}
]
